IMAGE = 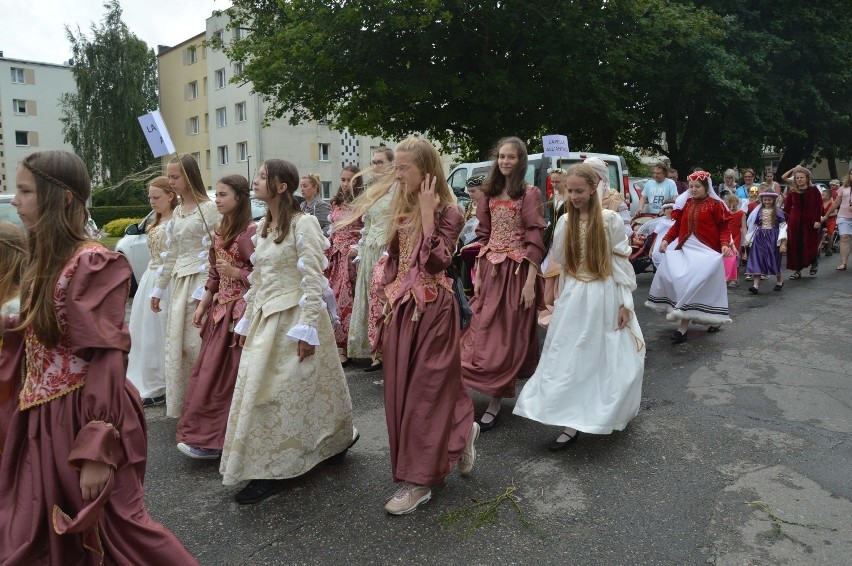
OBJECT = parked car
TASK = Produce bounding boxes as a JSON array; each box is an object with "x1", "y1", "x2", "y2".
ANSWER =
[
  {"x1": 116, "y1": 198, "x2": 267, "y2": 296},
  {"x1": 0, "y1": 195, "x2": 22, "y2": 227},
  {"x1": 627, "y1": 177, "x2": 652, "y2": 215}
]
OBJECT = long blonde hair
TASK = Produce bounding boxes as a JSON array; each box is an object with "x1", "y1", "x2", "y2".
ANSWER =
[
  {"x1": 18, "y1": 151, "x2": 93, "y2": 346},
  {"x1": 387, "y1": 137, "x2": 456, "y2": 243},
  {"x1": 335, "y1": 166, "x2": 396, "y2": 231},
  {"x1": 562, "y1": 164, "x2": 612, "y2": 281}
]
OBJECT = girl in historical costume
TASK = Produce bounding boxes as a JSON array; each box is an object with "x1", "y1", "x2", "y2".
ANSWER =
[
  {"x1": 723, "y1": 193, "x2": 746, "y2": 288},
  {"x1": 377, "y1": 137, "x2": 477, "y2": 515},
  {"x1": 126, "y1": 176, "x2": 177, "y2": 406},
  {"x1": 745, "y1": 192, "x2": 787, "y2": 294},
  {"x1": 538, "y1": 169, "x2": 567, "y2": 328},
  {"x1": 325, "y1": 165, "x2": 364, "y2": 365},
  {"x1": 461, "y1": 136, "x2": 546, "y2": 431},
  {"x1": 0, "y1": 150, "x2": 198, "y2": 565},
  {"x1": 221, "y1": 159, "x2": 357, "y2": 505},
  {"x1": 781, "y1": 166, "x2": 822, "y2": 279},
  {"x1": 345, "y1": 149, "x2": 396, "y2": 371},
  {"x1": 822, "y1": 169, "x2": 852, "y2": 271},
  {"x1": 645, "y1": 171, "x2": 733, "y2": 344},
  {"x1": 150, "y1": 154, "x2": 221, "y2": 417},
  {"x1": 299, "y1": 173, "x2": 331, "y2": 234},
  {"x1": 514, "y1": 164, "x2": 645, "y2": 449},
  {"x1": 176, "y1": 175, "x2": 256, "y2": 459}
]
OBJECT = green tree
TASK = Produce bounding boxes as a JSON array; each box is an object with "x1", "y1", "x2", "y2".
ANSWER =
[{"x1": 60, "y1": 0, "x2": 158, "y2": 187}]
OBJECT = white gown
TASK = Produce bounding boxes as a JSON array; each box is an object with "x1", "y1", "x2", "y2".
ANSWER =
[
  {"x1": 126, "y1": 221, "x2": 170, "y2": 398},
  {"x1": 514, "y1": 210, "x2": 645, "y2": 434}
]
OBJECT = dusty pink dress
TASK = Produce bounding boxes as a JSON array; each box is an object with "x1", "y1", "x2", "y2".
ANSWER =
[
  {"x1": 461, "y1": 185, "x2": 546, "y2": 398},
  {"x1": 0, "y1": 245, "x2": 197, "y2": 565},
  {"x1": 176, "y1": 224, "x2": 256, "y2": 450},
  {"x1": 379, "y1": 205, "x2": 474, "y2": 485},
  {"x1": 325, "y1": 203, "x2": 363, "y2": 350}
]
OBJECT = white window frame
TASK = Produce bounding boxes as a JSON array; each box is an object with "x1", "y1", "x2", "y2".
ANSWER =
[
  {"x1": 234, "y1": 27, "x2": 247, "y2": 40},
  {"x1": 188, "y1": 46, "x2": 197, "y2": 64},
  {"x1": 234, "y1": 61, "x2": 244, "y2": 76},
  {"x1": 321, "y1": 181, "x2": 331, "y2": 199},
  {"x1": 218, "y1": 145, "x2": 229, "y2": 165},
  {"x1": 189, "y1": 116, "x2": 200, "y2": 135},
  {"x1": 215, "y1": 107, "x2": 227, "y2": 128},
  {"x1": 235, "y1": 102, "x2": 247, "y2": 123},
  {"x1": 10, "y1": 68, "x2": 25, "y2": 84},
  {"x1": 237, "y1": 142, "x2": 248, "y2": 162},
  {"x1": 15, "y1": 131, "x2": 29, "y2": 146},
  {"x1": 318, "y1": 143, "x2": 330, "y2": 162},
  {"x1": 215, "y1": 68, "x2": 226, "y2": 89},
  {"x1": 13, "y1": 99, "x2": 27, "y2": 115},
  {"x1": 189, "y1": 80, "x2": 199, "y2": 99},
  {"x1": 191, "y1": 152, "x2": 201, "y2": 165}
]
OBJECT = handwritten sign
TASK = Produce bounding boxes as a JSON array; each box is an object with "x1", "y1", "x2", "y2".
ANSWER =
[
  {"x1": 138, "y1": 110, "x2": 176, "y2": 158},
  {"x1": 542, "y1": 134, "x2": 570, "y2": 158}
]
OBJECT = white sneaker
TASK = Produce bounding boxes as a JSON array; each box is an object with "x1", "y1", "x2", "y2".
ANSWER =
[
  {"x1": 458, "y1": 422, "x2": 480, "y2": 476},
  {"x1": 177, "y1": 442, "x2": 222, "y2": 460},
  {"x1": 384, "y1": 482, "x2": 432, "y2": 515}
]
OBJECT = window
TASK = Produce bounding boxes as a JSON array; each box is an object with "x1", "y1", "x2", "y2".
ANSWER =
[
  {"x1": 191, "y1": 152, "x2": 201, "y2": 165},
  {"x1": 203, "y1": 77, "x2": 208, "y2": 95},
  {"x1": 15, "y1": 131, "x2": 29, "y2": 146},
  {"x1": 13, "y1": 99, "x2": 27, "y2": 115},
  {"x1": 188, "y1": 81, "x2": 198, "y2": 100},
  {"x1": 237, "y1": 142, "x2": 248, "y2": 162},
  {"x1": 204, "y1": 113, "x2": 209, "y2": 132},
  {"x1": 205, "y1": 149, "x2": 211, "y2": 169},
  {"x1": 10, "y1": 68, "x2": 24, "y2": 84},
  {"x1": 218, "y1": 145, "x2": 229, "y2": 165},
  {"x1": 233, "y1": 61, "x2": 244, "y2": 76},
  {"x1": 212, "y1": 30, "x2": 223, "y2": 44},
  {"x1": 318, "y1": 143, "x2": 330, "y2": 162},
  {"x1": 234, "y1": 27, "x2": 247, "y2": 40},
  {"x1": 235, "y1": 102, "x2": 247, "y2": 123},
  {"x1": 189, "y1": 116, "x2": 200, "y2": 135},
  {"x1": 321, "y1": 181, "x2": 331, "y2": 199},
  {"x1": 187, "y1": 46, "x2": 197, "y2": 64},
  {"x1": 202, "y1": 44, "x2": 207, "y2": 59},
  {"x1": 215, "y1": 68, "x2": 226, "y2": 89},
  {"x1": 215, "y1": 107, "x2": 227, "y2": 128}
]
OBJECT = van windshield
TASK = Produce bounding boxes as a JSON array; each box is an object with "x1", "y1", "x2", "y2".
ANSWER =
[{"x1": 557, "y1": 159, "x2": 619, "y2": 190}]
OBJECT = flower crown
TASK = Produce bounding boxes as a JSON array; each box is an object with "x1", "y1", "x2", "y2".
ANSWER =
[{"x1": 687, "y1": 171, "x2": 711, "y2": 182}]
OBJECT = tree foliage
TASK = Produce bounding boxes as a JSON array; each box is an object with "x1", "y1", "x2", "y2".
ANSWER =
[
  {"x1": 60, "y1": 0, "x2": 158, "y2": 186},
  {"x1": 224, "y1": 0, "x2": 852, "y2": 172}
]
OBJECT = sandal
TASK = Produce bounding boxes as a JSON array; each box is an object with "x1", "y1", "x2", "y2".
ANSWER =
[
  {"x1": 837, "y1": 264, "x2": 847, "y2": 271},
  {"x1": 789, "y1": 272, "x2": 801, "y2": 279},
  {"x1": 809, "y1": 264, "x2": 818, "y2": 275}
]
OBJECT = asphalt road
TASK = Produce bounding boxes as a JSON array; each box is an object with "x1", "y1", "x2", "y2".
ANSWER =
[{"x1": 140, "y1": 255, "x2": 852, "y2": 566}]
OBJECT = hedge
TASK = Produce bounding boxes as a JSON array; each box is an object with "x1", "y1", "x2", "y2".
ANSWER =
[
  {"x1": 90, "y1": 205, "x2": 151, "y2": 228},
  {"x1": 103, "y1": 218, "x2": 144, "y2": 237}
]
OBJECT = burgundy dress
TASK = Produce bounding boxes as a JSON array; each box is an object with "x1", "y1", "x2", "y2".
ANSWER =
[
  {"x1": 379, "y1": 205, "x2": 474, "y2": 485},
  {"x1": 325, "y1": 203, "x2": 363, "y2": 350},
  {"x1": 176, "y1": 224, "x2": 256, "y2": 450},
  {"x1": 461, "y1": 185, "x2": 546, "y2": 398},
  {"x1": 0, "y1": 245, "x2": 197, "y2": 565},
  {"x1": 783, "y1": 186, "x2": 822, "y2": 271}
]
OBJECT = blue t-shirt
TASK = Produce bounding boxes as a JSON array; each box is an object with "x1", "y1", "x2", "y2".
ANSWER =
[
  {"x1": 642, "y1": 179, "x2": 679, "y2": 214},
  {"x1": 735, "y1": 185, "x2": 749, "y2": 199}
]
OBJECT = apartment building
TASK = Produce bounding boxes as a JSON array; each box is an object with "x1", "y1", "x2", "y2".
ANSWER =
[
  {"x1": 158, "y1": 12, "x2": 394, "y2": 198},
  {"x1": 0, "y1": 53, "x2": 76, "y2": 193}
]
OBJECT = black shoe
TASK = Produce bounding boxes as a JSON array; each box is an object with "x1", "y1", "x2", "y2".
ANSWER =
[
  {"x1": 363, "y1": 361, "x2": 383, "y2": 373},
  {"x1": 323, "y1": 429, "x2": 360, "y2": 466},
  {"x1": 707, "y1": 325, "x2": 721, "y2": 333},
  {"x1": 825, "y1": 250, "x2": 833, "y2": 257},
  {"x1": 748, "y1": 286, "x2": 759, "y2": 295},
  {"x1": 142, "y1": 395, "x2": 166, "y2": 407},
  {"x1": 235, "y1": 479, "x2": 287, "y2": 505},
  {"x1": 548, "y1": 430, "x2": 581, "y2": 452},
  {"x1": 672, "y1": 330, "x2": 688, "y2": 344},
  {"x1": 477, "y1": 411, "x2": 500, "y2": 432}
]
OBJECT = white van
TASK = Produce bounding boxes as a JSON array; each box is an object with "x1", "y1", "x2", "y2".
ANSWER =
[{"x1": 447, "y1": 151, "x2": 630, "y2": 208}]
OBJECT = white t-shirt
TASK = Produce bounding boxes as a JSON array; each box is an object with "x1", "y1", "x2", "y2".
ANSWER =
[{"x1": 642, "y1": 179, "x2": 679, "y2": 214}]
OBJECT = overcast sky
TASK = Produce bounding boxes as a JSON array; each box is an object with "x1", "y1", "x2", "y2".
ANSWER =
[{"x1": 0, "y1": 0, "x2": 231, "y2": 65}]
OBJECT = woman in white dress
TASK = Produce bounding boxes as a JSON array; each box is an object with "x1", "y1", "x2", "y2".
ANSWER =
[
  {"x1": 127, "y1": 176, "x2": 176, "y2": 406},
  {"x1": 222, "y1": 158, "x2": 357, "y2": 505},
  {"x1": 150, "y1": 154, "x2": 221, "y2": 417},
  {"x1": 514, "y1": 163, "x2": 645, "y2": 450}
]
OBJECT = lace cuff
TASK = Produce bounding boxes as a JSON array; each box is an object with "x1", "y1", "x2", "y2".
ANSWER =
[
  {"x1": 286, "y1": 323, "x2": 320, "y2": 346},
  {"x1": 149, "y1": 287, "x2": 165, "y2": 299},
  {"x1": 234, "y1": 316, "x2": 251, "y2": 336},
  {"x1": 190, "y1": 285, "x2": 206, "y2": 300}
]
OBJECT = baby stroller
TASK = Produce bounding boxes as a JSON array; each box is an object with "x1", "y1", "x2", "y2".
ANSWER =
[{"x1": 628, "y1": 213, "x2": 659, "y2": 275}]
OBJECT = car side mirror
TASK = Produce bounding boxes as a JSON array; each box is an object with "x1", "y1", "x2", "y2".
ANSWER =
[{"x1": 124, "y1": 223, "x2": 140, "y2": 236}]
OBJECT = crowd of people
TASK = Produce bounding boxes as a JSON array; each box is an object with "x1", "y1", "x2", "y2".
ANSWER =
[{"x1": 0, "y1": 140, "x2": 849, "y2": 563}]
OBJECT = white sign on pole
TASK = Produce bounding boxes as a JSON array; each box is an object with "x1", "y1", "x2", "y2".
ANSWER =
[
  {"x1": 138, "y1": 110, "x2": 176, "y2": 158},
  {"x1": 542, "y1": 134, "x2": 570, "y2": 158}
]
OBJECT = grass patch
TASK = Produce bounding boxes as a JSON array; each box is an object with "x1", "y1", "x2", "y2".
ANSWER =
[{"x1": 101, "y1": 236, "x2": 120, "y2": 251}]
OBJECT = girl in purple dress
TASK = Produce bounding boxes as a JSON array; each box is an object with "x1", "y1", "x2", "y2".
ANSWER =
[{"x1": 745, "y1": 192, "x2": 787, "y2": 294}]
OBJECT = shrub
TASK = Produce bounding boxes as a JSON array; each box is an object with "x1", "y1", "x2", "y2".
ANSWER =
[
  {"x1": 90, "y1": 205, "x2": 152, "y2": 227},
  {"x1": 103, "y1": 218, "x2": 143, "y2": 237}
]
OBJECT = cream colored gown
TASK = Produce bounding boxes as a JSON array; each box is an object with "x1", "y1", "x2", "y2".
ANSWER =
[{"x1": 220, "y1": 214, "x2": 354, "y2": 485}]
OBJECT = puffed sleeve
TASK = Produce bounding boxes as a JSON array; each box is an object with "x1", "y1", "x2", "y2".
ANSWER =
[
  {"x1": 716, "y1": 201, "x2": 732, "y2": 249},
  {"x1": 663, "y1": 207, "x2": 684, "y2": 243},
  {"x1": 151, "y1": 218, "x2": 176, "y2": 296},
  {"x1": 522, "y1": 185, "x2": 547, "y2": 268},
  {"x1": 236, "y1": 223, "x2": 258, "y2": 287},
  {"x1": 422, "y1": 205, "x2": 464, "y2": 275},
  {"x1": 234, "y1": 224, "x2": 261, "y2": 336},
  {"x1": 475, "y1": 196, "x2": 492, "y2": 244},
  {"x1": 204, "y1": 246, "x2": 220, "y2": 294},
  {"x1": 65, "y1": 250, "x2": 132, "y2": 470},
  {"x1": 288, "y1": 215, "x2": 331, "y2": 345},
  {"x1": 606, "y1": 211, "x2": 638, "y2": 315}
]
